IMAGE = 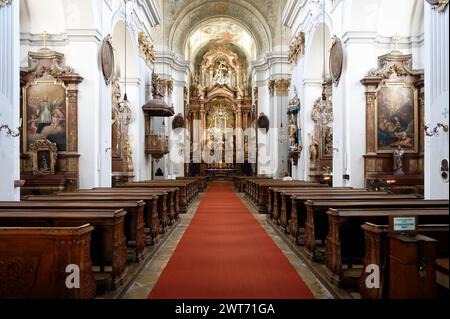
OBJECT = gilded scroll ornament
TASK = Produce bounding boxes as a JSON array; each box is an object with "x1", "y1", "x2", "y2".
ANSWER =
[
  {"x1": 288, "y1": 32, "x2": 305, "y2": 65},
  {"x1": 0, "y1": 0, "x2": 12, "y2": 7},
  {"x1": 138, "y1": 32, "x2": 155, "y2": 65},
  {"x1": 425, "y1": 0, "x2": 449, "y2": 12}
]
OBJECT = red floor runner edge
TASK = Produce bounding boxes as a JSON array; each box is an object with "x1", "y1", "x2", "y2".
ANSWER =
[{"x1": 148, "y1": 183, "x2": 315, "y2": 299}]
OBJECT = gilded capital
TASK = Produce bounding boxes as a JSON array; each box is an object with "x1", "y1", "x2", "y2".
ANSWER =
[{"x1": 274, "y1": 79, "x2": 291, "y2": 96}]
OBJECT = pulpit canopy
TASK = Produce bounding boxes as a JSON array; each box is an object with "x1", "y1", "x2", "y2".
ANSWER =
[{"x1": 142, "y1": 99, "x2": 175, "y2": 117}]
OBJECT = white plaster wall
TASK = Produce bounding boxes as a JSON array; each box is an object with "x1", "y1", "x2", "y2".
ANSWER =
[
  {"x1": 424, "y1": 3, "x2": 449, "y2": 200},
  {"x1": 0, "y1": 1, "x2": 20, "y2": 201}
]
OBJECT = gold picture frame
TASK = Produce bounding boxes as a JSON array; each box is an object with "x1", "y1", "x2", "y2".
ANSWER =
[
  {"x1": 22, "y1": 79, "x2": 69, "y2": 154},
  {"x1": 375, "y1": 82, "x2": 419, "y2": 153},
  {"x1": 29, "y1": 137, "x2": 58, "y2": 175}
]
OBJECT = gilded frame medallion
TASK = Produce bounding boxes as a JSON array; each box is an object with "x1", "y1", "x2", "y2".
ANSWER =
[
  {"x1": 329, "y1": 36, "x2": 343, "y2": 86},
  {"x1": 101, "y1": 35, "x2": 115, "y2": 85}
]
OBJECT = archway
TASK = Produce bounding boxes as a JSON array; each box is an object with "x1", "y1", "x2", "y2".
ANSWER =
[{"x1": 110, "y1": 20, "x2": 140, "y2": 185}]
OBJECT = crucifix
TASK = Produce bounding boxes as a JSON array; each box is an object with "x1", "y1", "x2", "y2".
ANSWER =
[
  {"x1": 40, "y1": 31, "x2": 49, "y2": 49},
  {"x1": 392, "y1": 33, "x2": 401, "y2": 50}
]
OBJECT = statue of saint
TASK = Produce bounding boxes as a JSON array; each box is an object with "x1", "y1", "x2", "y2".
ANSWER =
[
  {"x1": 288, "y1": 114, "x2": 297, "y2": 150},
  {"x1": 393, "y1": 145, "x2": 405, "y2": 175},
  {"x1": 309, "y1": 135, "x2": 319, "y2": 163}
]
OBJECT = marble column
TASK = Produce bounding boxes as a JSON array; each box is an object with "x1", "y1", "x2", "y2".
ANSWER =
[{"x1": 0, "y1": 0, "x2": 20, "y2": 200}]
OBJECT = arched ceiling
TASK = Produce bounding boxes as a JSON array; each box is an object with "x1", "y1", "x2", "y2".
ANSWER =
[
  {"x1": 158, "y1": 0, "x2": 289, "y2": 60},
  {"x1": 187, "y1": 17, "x2": 257, "y2": 61}
]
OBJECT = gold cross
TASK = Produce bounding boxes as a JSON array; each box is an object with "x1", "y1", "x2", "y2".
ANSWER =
[
  {"x1": 392, "y1": 33, "x2": 401, "y2": 50},
  {"x1": 40, "y1": 31, "x2": 49, "y2": 48}
]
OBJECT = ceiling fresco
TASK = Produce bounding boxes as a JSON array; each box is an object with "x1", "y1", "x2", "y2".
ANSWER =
[
  {"x1": 157, "y1": 0, "x2": 290, "y2": 58},
  {"x1": 188, "y1": 18, "x2": 256, "y2": 60}
]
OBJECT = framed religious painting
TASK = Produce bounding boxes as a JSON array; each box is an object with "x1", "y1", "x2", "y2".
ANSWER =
[
  {"x1": 375, "y1": 82, "x2": 419, "y2": 153},
  {"x1": 101, "y1": 35, "x2": 115, "y2": 85},
  {"x1": 22, "y1": 80, "x2": 68, "y2": 153},
  {"x1": 329, "y1": 36, "x2": 343, "y2": 86}
]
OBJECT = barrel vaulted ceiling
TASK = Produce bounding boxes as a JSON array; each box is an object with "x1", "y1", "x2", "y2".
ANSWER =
[{"x1": 156, "y1": 0, "x2": 290, "y2": 59}]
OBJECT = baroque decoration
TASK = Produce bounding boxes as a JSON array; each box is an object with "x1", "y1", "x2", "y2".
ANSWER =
[
  {"x1": 0, "y1": 0, "x2": 12, "y2": 7},
  {"x1": 288, "y1": 32, "x2": 305, "y2": 65},
  {"x1": 138, "y1": 32, "x2": 155, "y2": 66},
  {"x1": 29, "y1": 137, "x2": 57, "y2": 176},
  {"x1": 329, "y1": 35, "x2": 344, "y2": 86},
  {"x1": 425, "y1": 0, "x2": 449, "y2": 12},
  {"x1": 288, "y1": 86, "x2": 302, "y2": 165},
  {"x1": 20, "y1": 45, "x2": 83, "y2": 193},
  {"x1": 310, "y1": 80, "x2": 333, "y2": 177},
  {"x1": 187, "y1": 45, "x2": 254, "y2": 173},
  {"x1": 361, "y1": 50, "x2": 425, "y2": 190},
  {"x1": 100, "y1": 35, "x2": 115, "y2": 85}
]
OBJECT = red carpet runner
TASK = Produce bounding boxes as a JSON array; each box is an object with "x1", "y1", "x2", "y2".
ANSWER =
[{"x1": 149, "y1": 183, "x2": 315, "y2": 299}]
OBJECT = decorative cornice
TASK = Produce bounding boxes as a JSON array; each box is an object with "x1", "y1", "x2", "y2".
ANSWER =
[
  {"x1": 288, "y1": 32, "x2": 305, "y2": 65},
  {"x1": 0, "y1": 0, "x2": 12, "y2": 7},
  {"x1": 138, "y1": 32, "x2": 155, "y2": 66}
]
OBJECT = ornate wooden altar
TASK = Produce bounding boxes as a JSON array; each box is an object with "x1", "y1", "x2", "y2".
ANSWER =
[
  {"x1": 186, "y1": 46, "x2": 255, "y2": 177},
  {"x1": 20, "y1": 47, "x2": 83, "y2": 194},
  {"x1": 361, "y1": 50, "x2": 424, "y2": 194}
]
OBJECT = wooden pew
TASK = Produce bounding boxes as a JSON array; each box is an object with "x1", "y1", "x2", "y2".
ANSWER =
[
  {"x1": 89, "y1": 187, "x2": 178, "y2": 224},
  {"x1": 304, "y1": 199, "x2": 448, "y2": 260},
  {"x1": 246, "y1": 180, "x2": 328, "y2": 213},
  {"x1": 324, "y1": 207, "x2": 449, "y2": 288},
  {"x1": 123, "y1": 180, "x2": 197, "y2": 213},
  {"x1": 58, "y1": 189, "x2": 171, "y2": 238},
  {"x1": 0, "y1": 209, "x2": 128, "y2": 290},
  {"x1": 289, "y1": 193, "x2": 419, "y2": 244},
  {"x1": 13, "y1": 199, "x2": 147, "y2": 260},
  {"x1": 177, "y1": 176, "x2": 208, "y2": 192},
  {"x1": 0, "y1": 224, "x2": 96, "y2": 299},
  {"x1": 269, "y1": 187, "x2": 359, "y2": 227},
  {"x1": 359, "y1": 221, "x2": 449, "y2": 298}
]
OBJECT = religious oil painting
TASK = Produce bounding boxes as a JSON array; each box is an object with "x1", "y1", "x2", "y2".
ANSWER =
[
  {"x1": 101, "y1": 35, "x2": 115, "y2": 85},
  {"x1": 23, "y1": 81, "x2": 68, "y2": 152},
  {"x1": 375, "y1": 83, "x2": 418, "y2": 153},
  {"x1": 37, "y1": 150, "x2": 51, "y2": 173}
]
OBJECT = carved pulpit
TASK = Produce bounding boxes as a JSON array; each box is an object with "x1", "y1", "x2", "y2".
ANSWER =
[
  {"x1": 20, "y1": 47, "x2": 83, "y2": 195},
  {"x1": 361, "y1": 50, "x2": 424, "y2": 194}
]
